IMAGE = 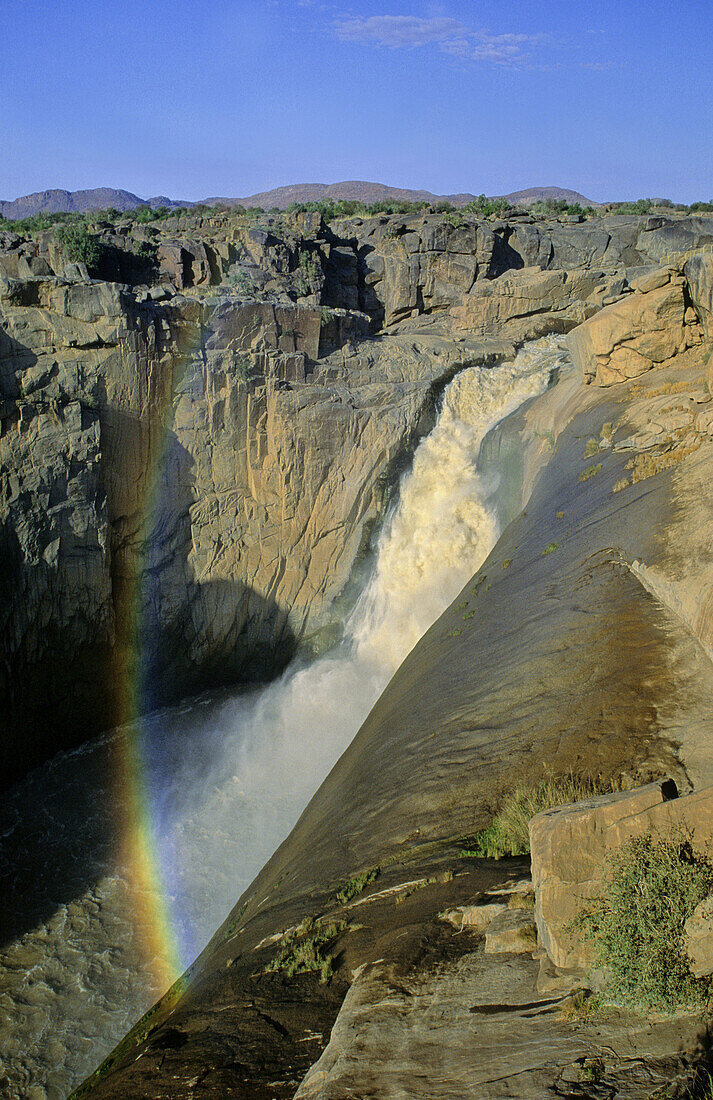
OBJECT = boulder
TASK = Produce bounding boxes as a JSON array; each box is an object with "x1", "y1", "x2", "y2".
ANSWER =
[
  {"x1": 529, "y1": 780, "x2": 713, "y2": 971},
  {"x1": 440, "y1": 902, "x2": 507, "y2": 932},
  {"x1": 484, "y1": 908, "x2": 537, "y2": 954},
  {"x1": 684, "y1": 252, "x2": 713, "y2": 339}
]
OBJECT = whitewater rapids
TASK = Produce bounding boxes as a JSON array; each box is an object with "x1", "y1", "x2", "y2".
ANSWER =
[{"x1": 0, "y1": 337, "x2": 568, "y2": 1099}]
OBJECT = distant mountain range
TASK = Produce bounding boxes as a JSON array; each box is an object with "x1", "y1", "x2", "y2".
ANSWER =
[
  {"x1": 0, "y1": 181, "x2": 600, "y2": 221},
  {"x1": 0, "y1": 188, "x2": 190, "y2": 221}
]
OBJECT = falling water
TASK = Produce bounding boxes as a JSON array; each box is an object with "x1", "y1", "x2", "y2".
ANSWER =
[{"x1": 0, "y1": 337, "x2": 568, "y2": 1099}]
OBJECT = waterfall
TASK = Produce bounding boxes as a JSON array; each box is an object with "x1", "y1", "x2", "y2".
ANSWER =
[{"x1": 0, "y1": 336, "x2": 567, "y2": 1099}]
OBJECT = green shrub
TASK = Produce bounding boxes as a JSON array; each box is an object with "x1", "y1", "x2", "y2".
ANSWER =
[
  {"x1": 461, "y1": 775, "x2": 604, "y2": 858},
  {"x1": 579, "y1": 463, "x2": 602, "y2": 482},
  {"x1": 229, "y1": 270, "x2": 254, "y2": 296},
  {"x1": 56, "y1": 222, "x2": 103, "y2": 269},
  {"x1": 542, "y1": 541, "x2": 559, "y2": 555},
  {"x1": 574, "y1": 832, "x2": 713, "y2": 1011},
  {"x1": 223, "y1": 900, "x2": 249, "y2": 940},
  {"x1": 265, "y1": 918, "x2": 346, "y2": 983},
  {"x1": 462, "y1": 193, "x2": 516, "y2": 218},
  {"x1": 336, "y1": 866, "x2": 380, "y2": 905},
  {"x1": 234, "y1": 354, "x2": 251, "y2": 382}
]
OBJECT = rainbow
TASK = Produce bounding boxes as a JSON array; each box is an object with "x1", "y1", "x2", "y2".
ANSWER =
[{"x1": 108, "y1": 311, "x2": 207, "y2": 991}]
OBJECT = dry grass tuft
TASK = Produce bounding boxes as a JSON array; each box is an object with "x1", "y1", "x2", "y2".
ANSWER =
[
  {"x1": 460, "y1": 775, "x2": 606, "y2": 859},
  {"x1": 625, "y1": 436, "x2": 703, "y2": 484}
]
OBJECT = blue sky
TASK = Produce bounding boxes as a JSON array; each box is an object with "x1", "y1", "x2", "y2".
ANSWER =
[{"x1": 2, "y1": 0, "x2": 712, "y2": 203}]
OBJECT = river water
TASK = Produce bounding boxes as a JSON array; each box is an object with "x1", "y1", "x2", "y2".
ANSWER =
[{"x1": 0, "y1": 337, "x2": 567, "y2": 1098}]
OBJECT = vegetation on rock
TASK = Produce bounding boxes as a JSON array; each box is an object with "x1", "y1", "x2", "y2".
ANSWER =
[
  {"x1": 56, "y1": 223, "x2": 103, "y2": 270},
  {"x1": 574, "y1": 832, "x2": 713, "y2": 1011},
  {"x1": 265, "y1": 917, "x2": 346, "y2": 983},
  {"x1": 335, "y1": 866, "x2": 380, "y2": 905},
  {"x1": 461, "y1": 775, "x2": 605, "y2": 858}
]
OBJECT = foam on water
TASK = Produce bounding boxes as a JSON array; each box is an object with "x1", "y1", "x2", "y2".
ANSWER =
[{"x1": 0, "y1": 337, "x2": 568, "y2": 1098}]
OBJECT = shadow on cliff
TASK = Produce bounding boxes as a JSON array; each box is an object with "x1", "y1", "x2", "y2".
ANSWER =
[
  {"x1": 104, "y1": 409, "x2": 297, "y2": 713},
  {"x1": 0, "y1": 392, "x2": 298, "y2": 943}
]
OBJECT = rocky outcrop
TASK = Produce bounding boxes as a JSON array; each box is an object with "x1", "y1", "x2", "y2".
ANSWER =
[
  {"x1": 530, "y1": 781, "x2": 713, "y2": 971},
  {"x1": 566, "y1": 267, "x2": 702, "y2": 384},
  {"x1": 685, "y1": 252, "x2": 713, "y2": 338},
  {"x1": 294, "y1": 935, "x2": 699, "y2": 1100},
  {"x1": 529, "y1": 780, "x2": 680, "y2": 969},
  {"x1": 449, "y1": 264, "x2": 605, "y2": 341}
]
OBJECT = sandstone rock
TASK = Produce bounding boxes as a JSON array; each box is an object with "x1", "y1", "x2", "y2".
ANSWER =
[
  {"x1": 440, "y1": 902, "x2": 506, "y2": 932},
  {"x1": 528, "y1": 780, "x2": 713, "y2": 971},
  {"x1": 684, "y1": 895, "x2": 713, "y2": 977},
  {"x1": 483, "y1": 907, "x2": 537, "y2": 954},
  {"x1": 567, "y1": 277, "x2": 686, "y2": 384}
]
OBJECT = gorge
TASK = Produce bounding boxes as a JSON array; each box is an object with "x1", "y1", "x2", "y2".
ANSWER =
[{"x1": 3, "y1": 204, "x2": 713, "y2": 1098}]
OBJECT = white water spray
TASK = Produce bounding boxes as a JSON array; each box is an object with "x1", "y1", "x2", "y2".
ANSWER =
[{"x1": 0, "y1": 337, "x2": 567, "y2": 1099}]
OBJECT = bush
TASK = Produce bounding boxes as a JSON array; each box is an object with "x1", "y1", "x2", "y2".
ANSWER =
[
  {"x1": 265, "y1": 917, "x2": 346, "y2": 983},
  {"x1": 575, "y1": 832, "x2": 713, "y2": 1011},
  {"x1": 463, "y1": 193, "x2": 516, "y2": 218},
  {"x1": 336, "y1": 866, "x2": 380, "y2": 905},
  {"x1": 56, "y1": 222, "x2": 103, "y2": 269},
  {"x1": 462, "y1": 775, "x2": 604, "y2": 858}
]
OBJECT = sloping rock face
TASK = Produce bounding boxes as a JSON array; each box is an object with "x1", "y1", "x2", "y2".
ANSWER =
[{"x1": 294, "y1": 946, "x2": 700, "y2": 1100}]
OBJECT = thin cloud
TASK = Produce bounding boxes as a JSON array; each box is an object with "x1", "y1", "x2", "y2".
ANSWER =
[{"x1": 334, "y1": 15, "x2": 544, "y2": 66}]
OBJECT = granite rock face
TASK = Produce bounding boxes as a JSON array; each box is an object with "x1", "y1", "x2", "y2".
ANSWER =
[
  {"x1": 0, "y1": 263, "x2": 503, "y2": 782},
  {"x1": 82, "y1": 282, "x2": 713, "y2": 1097}
]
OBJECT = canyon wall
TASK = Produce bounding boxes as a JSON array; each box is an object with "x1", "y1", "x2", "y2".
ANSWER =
[{"x1": 2, "y1": 210, "x2": 713, "y2": 782}]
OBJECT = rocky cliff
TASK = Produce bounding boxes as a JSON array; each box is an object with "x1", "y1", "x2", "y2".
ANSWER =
[
  {"x1": 2, "y1": 209, "x2": 712, "y2": 782},
  {"x1": 40, "y1": 210, "x2": 713, "y2": 1098}
]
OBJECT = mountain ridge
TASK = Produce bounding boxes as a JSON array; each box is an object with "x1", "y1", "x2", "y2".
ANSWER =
[{"x1": 0, "y1": 181, "x2": 600, "y2": 220}]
